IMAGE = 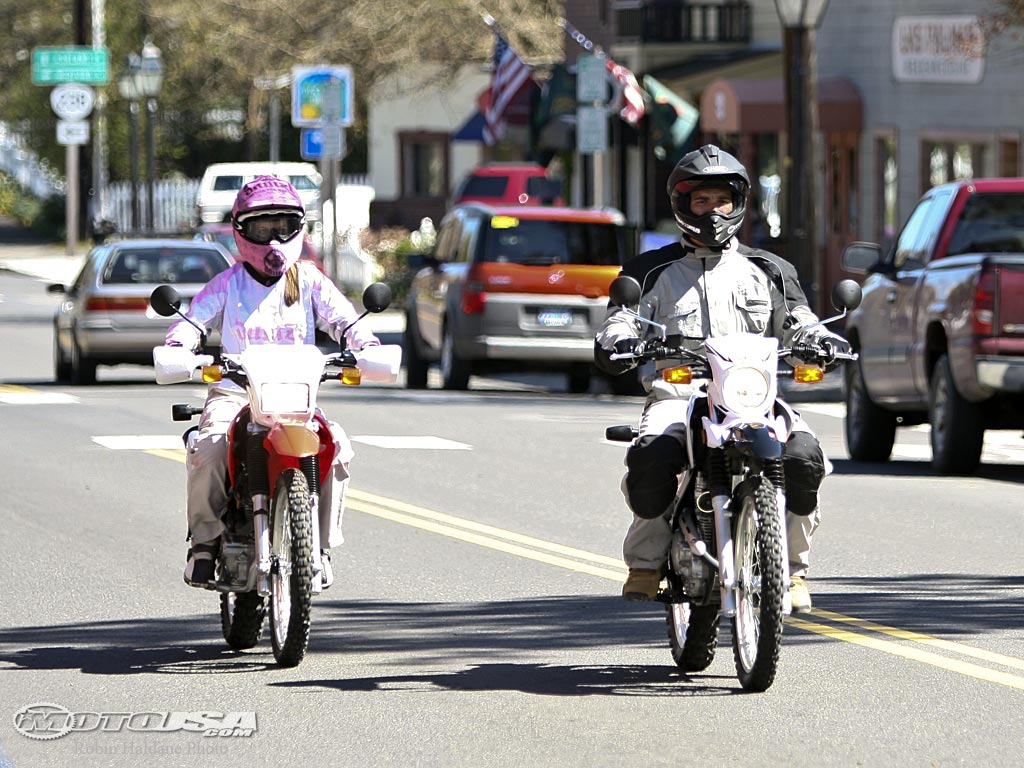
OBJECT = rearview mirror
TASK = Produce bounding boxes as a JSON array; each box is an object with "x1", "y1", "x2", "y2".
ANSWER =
[
  {"x1": 608, "y1": 275, "x2": 642, "y2": 307},
  {"x1": 361, "y1": 282, "x2": 392, "y2": 314},
  {"x1": 150, "y1": 285, "x2": 182, "y2": 317},
  {"x1": 831, "y1": 279, "x2": 863, "y2": 312}
]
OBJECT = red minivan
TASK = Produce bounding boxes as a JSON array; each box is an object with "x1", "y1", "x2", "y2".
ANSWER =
[{"x1": 451, "y1": 163, "x2": 564, "y2": 207}]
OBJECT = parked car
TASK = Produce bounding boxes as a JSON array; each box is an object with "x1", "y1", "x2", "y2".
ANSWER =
[
  {"x1": 403, "y1": 203, "x2": 637, "y2": 392},
  {"x1": 450, "y1": 163, "x2": 564, "y2": 208},
  {"x1": 194, "y1": 222, "x2": 325, "y2": 273},
  {"x1": 49, "y1": 239, "x2": 233, "y2": 384},
  {"x1": 841, "y1": 178, "x2": 1024, "y2": 474},
  {"x1": 194, "y1": 161, "x2": 322, "y2": 227}
]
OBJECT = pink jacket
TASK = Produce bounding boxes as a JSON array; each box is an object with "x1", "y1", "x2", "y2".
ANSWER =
[{"x1": 166, "y1": 261, "x2": 378, "y2": 353}]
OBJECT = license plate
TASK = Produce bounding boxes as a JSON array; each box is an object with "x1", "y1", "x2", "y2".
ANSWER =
[{"x1": 537, "y1": 309, "x2": 573, "y2": 327}]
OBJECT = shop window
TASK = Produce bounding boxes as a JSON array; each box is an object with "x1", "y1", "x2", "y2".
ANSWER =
[
  {"x1": 922, "y1": 140, "x2": 984, "y2": 191},
  {"x1": 875, "y1": 134, "x2": 898, "y2": 250},
  {"x1": 999, "y1": 139, "x2": 1020, "y2": 177},
  {"x1": 400, "y1": 132, "x2": 448, "y2": 198}
]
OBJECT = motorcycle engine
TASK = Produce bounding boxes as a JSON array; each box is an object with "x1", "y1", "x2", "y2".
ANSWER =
[{"x1": 669, "y1": 528, "x2": 712, "y2": 600}]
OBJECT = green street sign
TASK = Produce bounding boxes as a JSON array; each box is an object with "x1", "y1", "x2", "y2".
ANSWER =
[{"x1": 32, "y1": 47, "x2": 109, "y2": 85}]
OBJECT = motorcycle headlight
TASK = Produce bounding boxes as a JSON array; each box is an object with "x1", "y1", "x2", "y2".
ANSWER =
[
  {"x1": 259, "y1": 382, "x2": 310, "y2": 414},
  {"x1": 721, "y1": 366, "x2": 770, "y2": 411}
]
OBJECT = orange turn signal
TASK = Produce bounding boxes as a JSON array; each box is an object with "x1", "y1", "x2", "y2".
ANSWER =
[
  {"x1": 662, "y1": 366, "x2": 693, "y2": 385},
  {"x1": 341, "y1": 367, "x2": 362, "y2": 386},
  {"x1": 201, "y1": 366, "x2": 222, "y2": 383},
  {"x1": 793, "y1": 364, "x2": 824, "y2": 384}
]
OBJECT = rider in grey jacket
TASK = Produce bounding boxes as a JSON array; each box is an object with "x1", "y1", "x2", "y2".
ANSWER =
[{"x1": 595, "y1": 144, "x2": 851, "y2": 612}]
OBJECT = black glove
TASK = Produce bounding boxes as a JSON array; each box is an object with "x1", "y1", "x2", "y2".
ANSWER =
[
  {"x1": 613, "y1": 338, "x2": 644, "y2": 357},
  {"x1": 819, "y1": 336, "x2": 852, "y2": 364}
]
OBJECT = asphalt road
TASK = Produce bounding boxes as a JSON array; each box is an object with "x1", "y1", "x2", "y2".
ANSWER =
[{"x1": 1, "y1": 267, "x2": 1022, "y2": 768}]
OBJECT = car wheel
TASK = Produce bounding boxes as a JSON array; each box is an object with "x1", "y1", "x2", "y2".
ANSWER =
[
  {"x1": 844, "y1": 358, "x2": 896, "y2": 462},
  {"x1": 404, "y1": 312, "x2": 429, "y2": 389},
  {"x1": 53, "y1": 327, "x2": 72, "y2": 383},
  {"x1": 70, "y1": 332, "x2": 97, "y2": 386},
  {"x1": 567, "y1": 364, "x2": 591, "y2": 394},
  {"x1": 441, "y1": 324, "x2": 470, "y2": 390},
  {"x1": 928, "y1": 354, "x2": 984, "y2": 475}
]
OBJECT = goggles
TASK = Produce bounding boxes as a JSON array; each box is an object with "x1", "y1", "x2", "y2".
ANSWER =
[{"x1": 234, "y1": 211, "x2": 305, "y2": 244}]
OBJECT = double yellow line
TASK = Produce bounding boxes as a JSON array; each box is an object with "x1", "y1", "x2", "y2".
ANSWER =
[{"x1": 147, "y1": 447, "x2": 1024, "y2": 690}]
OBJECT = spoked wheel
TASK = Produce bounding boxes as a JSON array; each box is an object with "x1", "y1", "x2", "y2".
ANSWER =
[
  {"x1": 731, "y1": 478, "x2": 785, "y2": 692},
  {"x1": 220, "y1": 591, "x2": 266, "y2": 650},
  {"x1": 269, "y1": 468, "x2": 314, "y2": 667},
  {"x1": 666, "y1": 600, "x2": 720, "y2": 672}
]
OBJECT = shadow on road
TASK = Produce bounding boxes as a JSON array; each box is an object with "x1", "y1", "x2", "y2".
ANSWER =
[
  {"x1": 2, "y1": 581, "x2": 1020, "y2": 694},
  {"x1": 831, "y1": 457, "x2": 1024, "y2": 485}
]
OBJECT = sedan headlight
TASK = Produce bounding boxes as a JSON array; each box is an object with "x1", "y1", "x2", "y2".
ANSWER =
[{"x1": 721, "y1": 366, "x2": 770, "y2": 411}]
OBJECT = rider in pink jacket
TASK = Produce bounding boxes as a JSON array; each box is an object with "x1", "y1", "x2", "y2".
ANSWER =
[{"x1": 167, "y1": 175, "x2": 378, "y2": 588}]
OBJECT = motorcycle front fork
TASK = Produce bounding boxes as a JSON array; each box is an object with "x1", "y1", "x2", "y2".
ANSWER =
[{"x1": 681, "y1": 477, "x2": 792, "y2": 618}]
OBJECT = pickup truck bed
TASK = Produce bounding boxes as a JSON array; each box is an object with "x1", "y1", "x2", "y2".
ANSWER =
[{"x1": 841, "y1": 178, "x2": 1024, "y2": 474}]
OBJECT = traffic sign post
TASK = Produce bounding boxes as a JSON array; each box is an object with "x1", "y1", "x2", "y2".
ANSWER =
[
  {"x1": 291, "y1": 66, "x2": 353, "y2": 127},
  {"x1": 32, "y1": 47, "x2": 109, "y2": 85}
]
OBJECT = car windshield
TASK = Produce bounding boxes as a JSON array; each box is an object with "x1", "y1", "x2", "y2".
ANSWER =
[
  {"x1": 481, "y1": 218, "x2": 625, "y2": 266},
  {"x1": 946, "y1": 193, "x2": 1024, "y2": 256},
  {"x1": 103, "y1": 248, "x2": 227, "y2": 285},
  {"x1": 212, "y1": 175, "x2": 243, "y2": 192}
]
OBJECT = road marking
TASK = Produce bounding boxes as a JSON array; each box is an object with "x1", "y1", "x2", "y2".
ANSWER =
[
  {"x1": 351, "y1": 436, "x2": 472, "y2": 450},
  {"x1": 787, "y1": 616, "x2": 1024, "y2": 691},
  {"x1": 93, "y1": 435, "x2": 186, "y2": 449},
  {"x1": 0, "y1": 385, "x2": 79, "y2": 405},
  {"x1": 131, "y1": 443, "x2": 1024, "y2": 689}
]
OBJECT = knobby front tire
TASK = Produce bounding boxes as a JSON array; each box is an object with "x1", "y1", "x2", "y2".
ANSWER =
[
  {"x1": 731, "y1": 478, "x2": 785, "y2": 692},
  {"x1": 220, "y1": 590, "x2": 266, "y2": 650},
  {"x1": 269, "y1": 468, "x2": 314, "y2": 668}
]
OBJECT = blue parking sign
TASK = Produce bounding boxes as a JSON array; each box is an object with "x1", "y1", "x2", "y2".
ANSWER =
[{"x1": 300, "y1": 128, "x2": 323, "y2": 160}]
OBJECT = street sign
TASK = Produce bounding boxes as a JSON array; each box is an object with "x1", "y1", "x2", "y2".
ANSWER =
[
  {"x1": 576, "y1": 54, "x2": 608, "y2": 103},
  {"x1": 576, "y1": 106, "x2": 608, "y2": 154},
  {"x1": 56, "y1": 120, "x2": 90, "y2": 146},
  {"x1": 291, "y1": 66, "x2": 353, "y2": 127},
  {"x1": 32, "y1": 47, "x2": 109, "y2": 85},
  {"x1": 50, "y1": 84, "x2": 95, "y2": 120},
  {"x1": 301, "y1": 126, "x2": 346, "y2": 160}
]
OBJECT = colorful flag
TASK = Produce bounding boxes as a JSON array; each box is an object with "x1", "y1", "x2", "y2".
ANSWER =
[
  {"x1": 605, "y1": 58, "x2": 646, "y2": 126},
  {"x1": 483, "y1": 30, "x2": 533, "y2": 145}
]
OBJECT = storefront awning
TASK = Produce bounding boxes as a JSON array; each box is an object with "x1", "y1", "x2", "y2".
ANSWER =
[{"x1": 699, "y1": 77, "x2": 863, "y2": 134}]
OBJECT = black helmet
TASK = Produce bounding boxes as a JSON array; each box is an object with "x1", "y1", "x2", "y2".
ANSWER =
[{"x1": 667, "y1": 144, "x2": 750, "y2": 248}]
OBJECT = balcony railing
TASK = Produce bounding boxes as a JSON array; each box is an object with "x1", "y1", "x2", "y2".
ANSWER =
[{"x1": 614, "y1": 0, "x2": 752, "y2": 44}]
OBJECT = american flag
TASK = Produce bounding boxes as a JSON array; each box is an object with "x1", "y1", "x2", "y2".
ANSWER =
[
  {"x1": 483, "y1": 30, "x2": 533, "y2": 145},
  {"x1": 605, "y1": 58, "x2": 646, "y2": 126}
]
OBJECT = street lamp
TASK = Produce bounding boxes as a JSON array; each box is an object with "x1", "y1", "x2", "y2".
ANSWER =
[
  {"x1": 136, "y1": 38, "x2": 164, "y2": 233},
  {"x1": 774, "y1": 0, "x2": 829, "y2": 312},
  {"x1": 117, "y1": 53, "x2": 142, "y2": 234}
]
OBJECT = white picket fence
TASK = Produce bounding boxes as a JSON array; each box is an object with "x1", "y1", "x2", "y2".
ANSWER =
[{"x1": 106, "y1": 178, "x2": 199, "y2": 234}]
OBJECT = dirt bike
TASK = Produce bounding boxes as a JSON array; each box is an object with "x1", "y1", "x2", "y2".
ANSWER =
[
  {"x1": 605, "y1": 276, "x2": 861, "y2": 691},
  {"x1": 150, "y1": 282, "x2": 401, "y2": 667}
]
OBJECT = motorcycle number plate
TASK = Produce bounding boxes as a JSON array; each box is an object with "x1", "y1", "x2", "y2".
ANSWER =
[{"x1": 537, "y1": 309, "x2": 572, "y2": 327}]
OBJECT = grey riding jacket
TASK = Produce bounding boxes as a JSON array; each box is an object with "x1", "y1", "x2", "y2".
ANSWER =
[{"x1": 595, "y1": 238, "x2": 841, "y2": 401}]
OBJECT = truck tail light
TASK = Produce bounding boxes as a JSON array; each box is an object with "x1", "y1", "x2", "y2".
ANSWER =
[{"x1": 972, "y1": 267, "x2": 998, "y2": 336}]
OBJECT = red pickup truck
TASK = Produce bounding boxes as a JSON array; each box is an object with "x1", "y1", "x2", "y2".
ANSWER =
[{"x1": 841, "y1": 178, "x2": 1024, "y2": 474}]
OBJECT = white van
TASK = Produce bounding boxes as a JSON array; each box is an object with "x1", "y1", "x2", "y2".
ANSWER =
[{"x1": 195, "y1": 161, "x2": 323, "y2": 226}]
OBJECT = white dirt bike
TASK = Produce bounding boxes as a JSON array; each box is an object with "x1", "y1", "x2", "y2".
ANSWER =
[
  {"x1": 605, "y1": 275, "x2": 861, "y2": 691},
  {"x1": 150, "y1": 282, "x2": 401, "y2": 667}
]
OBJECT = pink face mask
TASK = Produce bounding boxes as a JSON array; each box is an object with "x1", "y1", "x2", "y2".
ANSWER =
[{"x1": 231, "y1": 176, "x2": 307, "y2": 277}]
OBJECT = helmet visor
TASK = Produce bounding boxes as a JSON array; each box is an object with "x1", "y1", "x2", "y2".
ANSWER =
[{"x1": 235, "y1": 212, "x2": 305, "y2": 244}]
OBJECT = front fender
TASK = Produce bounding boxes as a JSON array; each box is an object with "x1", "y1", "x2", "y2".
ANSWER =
[{"x1": 267, "y1": 424, "x2": 320, "y2": 457}]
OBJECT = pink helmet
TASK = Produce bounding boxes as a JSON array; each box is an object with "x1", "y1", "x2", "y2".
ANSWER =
[{"x1": 230, "y1": 175, "x2": 306, "y2": 277}]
